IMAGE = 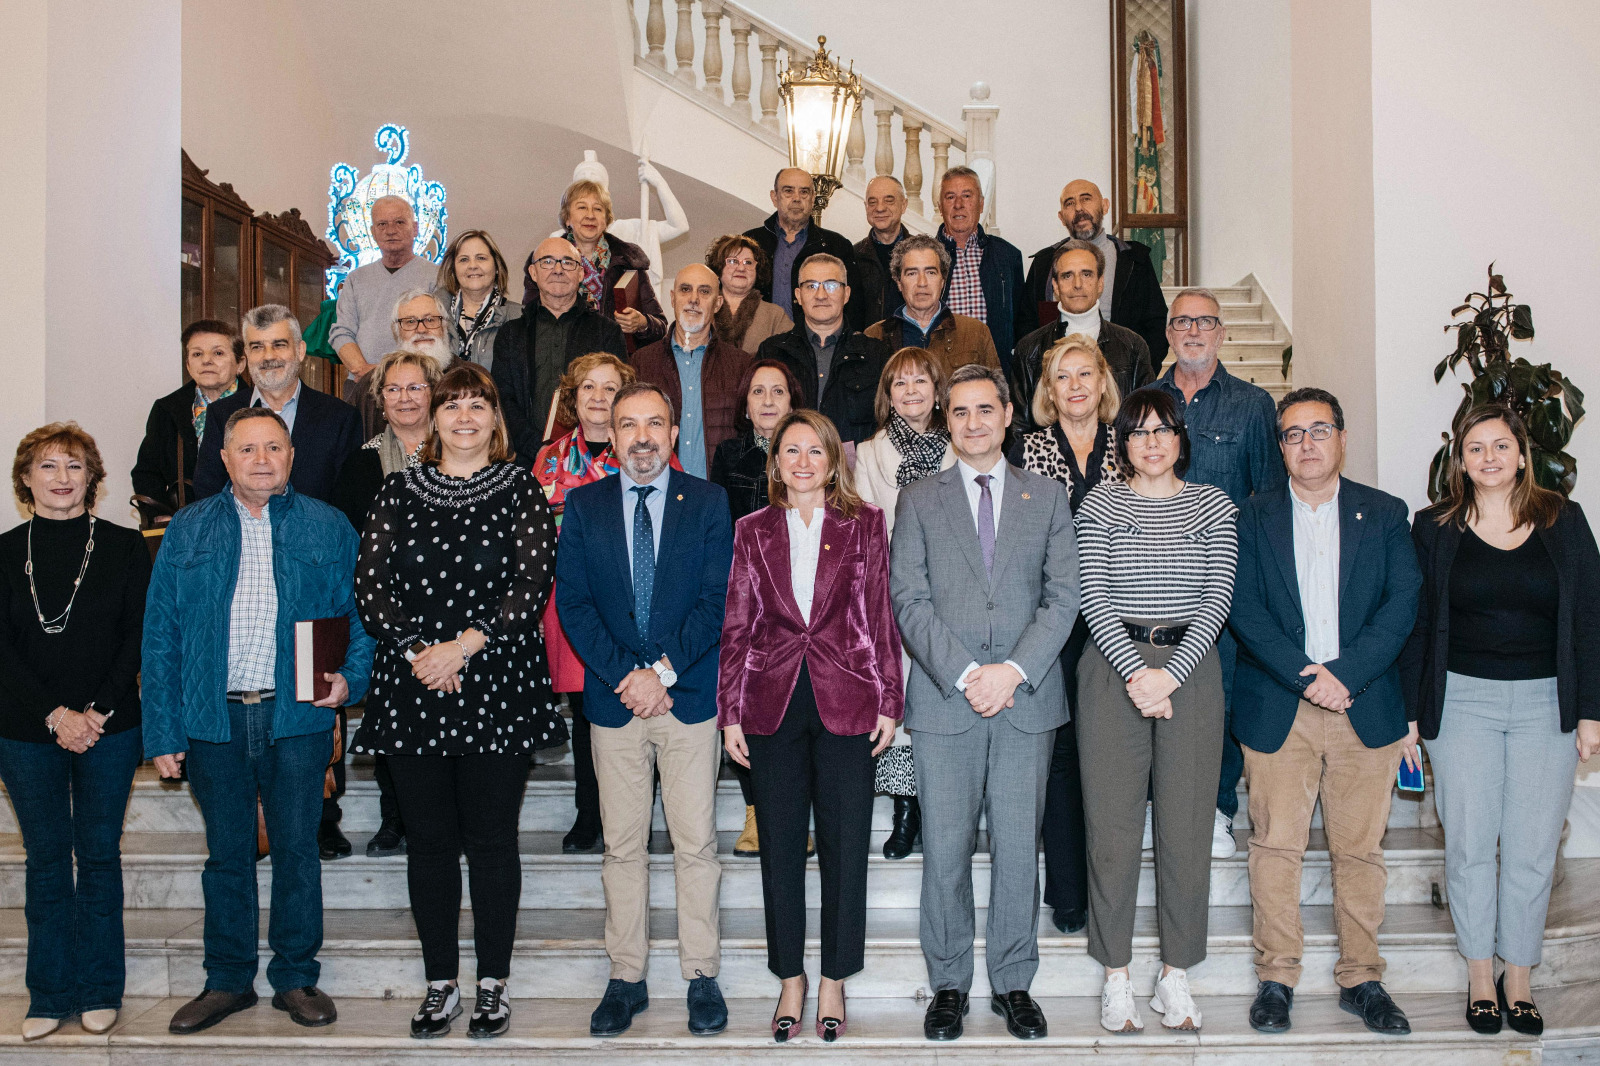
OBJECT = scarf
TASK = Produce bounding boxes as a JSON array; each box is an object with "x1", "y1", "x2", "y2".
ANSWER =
[
  {"x1": 568, "y1": 230, "x2": 611, "y2": 310},
  {"x1": 192, "y1": 379, "x2": 239, "y2": 439},
  {"x1": 886, "y1": 412, "x2": 951, "y2": 487},
  {"x1": 369, "y1": 428, "x2": 423, "y2": 478},
  {"x1": 754, "y1": 432, "x2": 771, "y2": 454},
  {"x1": 713, "y1": 292, "x2": 763, "y2": 349},
  {"x1": 452, "y1": 287, "x2": 502, "y2": 352}
]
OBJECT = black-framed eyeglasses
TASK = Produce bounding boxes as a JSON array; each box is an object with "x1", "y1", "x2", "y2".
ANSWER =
[
  {"x1": 396, "y1": 315, "x2": 445, "y2": 331},
  {"x1": 1125, "y1": 426, "x2": 1179, "y2": 443},
  {"x1": 1169, "y1": 315, "x2": 1222, "y2": 332},
  {"x1": 1279, "y1": 423, "x2": 1337, "y2": 445},
  {"x1": 534, "y1": 256, "x2": 582, "y2": 273},
  {"x1": 798, "y1": 279, "x2": 844, "y2": 294}
]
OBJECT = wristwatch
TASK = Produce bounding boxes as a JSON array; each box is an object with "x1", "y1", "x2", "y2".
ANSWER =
[{"x1": 651, "y1": 659, "x2": 678, "y2": 688}]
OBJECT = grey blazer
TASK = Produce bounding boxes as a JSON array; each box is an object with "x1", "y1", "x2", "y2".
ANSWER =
[{"x1": 889, "y1": 462, "x2": 1080, "y2": 735}]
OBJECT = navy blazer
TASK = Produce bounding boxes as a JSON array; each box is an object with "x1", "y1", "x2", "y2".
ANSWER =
[
  {"x1": 192, "y1": 386, "x2": 364, "y2": 503},
  {"x1": 1229, "y1": 478, "x2": 1422, "y2": 754},
  {"x1": 554, "y1": 469, "x2": 733, "y2": 728}
]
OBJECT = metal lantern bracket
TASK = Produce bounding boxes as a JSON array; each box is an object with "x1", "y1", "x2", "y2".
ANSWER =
[{"x1": 778, "y1": 36, "x2": 863, "y2": 221}]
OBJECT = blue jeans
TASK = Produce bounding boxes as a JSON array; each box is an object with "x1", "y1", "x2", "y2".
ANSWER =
[
  {"x1": 0, "y1": 728, "x2": 140, "y2": 1019},
  {"x1": 184, "y1": 699, "x2": 331, "y2": 994},
  {"x1": 1215, "y1": 629, "x2": 1242, "y2": 819}
]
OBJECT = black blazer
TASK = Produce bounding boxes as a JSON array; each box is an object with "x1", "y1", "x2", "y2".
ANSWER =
[
  {"x1": 1230, "y1": 480, "x2": 1422, "y2": 753},
  {"x1": 131, "y1": 383, "x2": 203, "y2": 509},
  {"x1": 192, "y1": 386, "x2": 364, "y2": 503},
  {"x1": 1024, "y1": 233, "x2": 1170, "y2": 371},
  {"x1": 755, "y1": 324, "x2": 890, "y2": 445},
  {"x1": 1399, "y1": 500, "x2": 1600, "y2": 738},
  {"x1": 709, "y1": 431, "x2": 769, "y2": 521}
]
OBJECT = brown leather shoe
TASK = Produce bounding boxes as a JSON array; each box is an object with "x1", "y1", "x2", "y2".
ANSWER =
[
  {"x1": 272, "y1": 986, "x2": 338, "y2": 1027},
  {"x1": 169, "y1": 989, "x2": 259, "y2": 1034}
]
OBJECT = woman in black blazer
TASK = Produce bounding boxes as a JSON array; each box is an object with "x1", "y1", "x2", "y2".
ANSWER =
[
  {"x1": 130, "y1": 320, "x2": 244, "y2": 514},
  {"x1": 1400, "y1": 404, "x2": 1600, "y2": 1036}
]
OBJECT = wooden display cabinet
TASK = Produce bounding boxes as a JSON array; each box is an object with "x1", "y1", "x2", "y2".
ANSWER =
[{"x1": 253, "y1": 207, "x2": 337, "y2": 394}]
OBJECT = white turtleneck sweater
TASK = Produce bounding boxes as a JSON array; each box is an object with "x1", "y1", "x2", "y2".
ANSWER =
[{"x1": 1057, "y1": 305, "x2": 1104, "y2": 340}]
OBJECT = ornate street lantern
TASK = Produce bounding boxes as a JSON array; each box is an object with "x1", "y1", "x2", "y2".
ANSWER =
[{"x1": 778, "y1": 36, "x2": 862, "y2": 222}]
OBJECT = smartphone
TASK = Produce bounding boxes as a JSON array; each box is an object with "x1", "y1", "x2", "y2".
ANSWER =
[{"x1": 1397, "y1": 758, "x2": 1425, "y2": 793}]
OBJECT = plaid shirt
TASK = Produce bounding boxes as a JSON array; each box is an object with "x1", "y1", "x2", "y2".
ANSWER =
[
  {"x1": 946, "y1": 232, "x2": 987, "y2": 322},
  {"x1": 226, "y1": 495, "x2": 279, "y2": 691}
]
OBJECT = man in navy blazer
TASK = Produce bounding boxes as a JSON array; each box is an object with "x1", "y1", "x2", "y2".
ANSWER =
[
  {"x1": 554, "y1": 382, "x2": 733, "y2": 1040},
  {"x1": 192, "y1": 305, "x2": 363, "y2": 504},
  {"x1": 1229, "y1": 387, "x2": 1421, "y2": 1038}
]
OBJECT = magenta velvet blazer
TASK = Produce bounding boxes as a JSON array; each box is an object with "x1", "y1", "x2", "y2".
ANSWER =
[{"x1": 717, "y1": 503, "x2": 904, "y2": 736}]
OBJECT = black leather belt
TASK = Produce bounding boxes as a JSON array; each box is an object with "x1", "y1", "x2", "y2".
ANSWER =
[
  {"x1": 226, "y1": 689, "x2": 275, "y2": 703},
  {"x1": 1124, "y1": 623, "x2": 1188, "y2": 647}
]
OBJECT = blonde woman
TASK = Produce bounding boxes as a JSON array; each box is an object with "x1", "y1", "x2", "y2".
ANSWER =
[{"x1": 557, "y1": 180, "x2": 666, "y2": 345}]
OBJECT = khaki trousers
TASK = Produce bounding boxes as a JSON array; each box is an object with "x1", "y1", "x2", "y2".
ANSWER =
[
  {"x1": 591, "y1": 713, "x2": 721, "y2": 982},
  {"x1": 1242, "y1": 700, "x2": 1404, "y2": 988}
]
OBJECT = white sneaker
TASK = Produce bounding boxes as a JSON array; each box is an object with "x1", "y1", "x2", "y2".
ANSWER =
[
  {"x1": 1211, "y1": 810, "x2": 1237, "y2": 859},
  {"x1": 1142, "y1": 803, "x2": 1154, "y2": 851},
  {"x1": 1150, "y1": 967, "x2": 1202, "y2": 1030},
  {"x1": 1100, "y1": 971, "x2": 1144, "y2": 1033},
  {"x1": 411, "y1": 980, "x2": 461, "y2": 1038}
]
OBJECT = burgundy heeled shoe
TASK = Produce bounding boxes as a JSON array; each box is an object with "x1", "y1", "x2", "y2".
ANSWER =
[
  {"x1": 772, "y1": 974, "x2": 807, "y2": 1043},
  {"x1": 818, "y1": 984, "x2": 846, "y2": 1042}
]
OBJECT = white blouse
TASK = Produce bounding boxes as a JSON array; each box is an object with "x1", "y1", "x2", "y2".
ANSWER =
[{"x1": 786, "y1": 506, "x2": 825, "y2": 624}]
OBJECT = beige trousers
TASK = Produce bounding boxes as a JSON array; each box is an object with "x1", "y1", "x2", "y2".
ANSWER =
[
  {"x1": 1243, "y1": 700, "x2": 1405, "y2": 988},
  {"x1": 590, "y1": 712, "x2": 721, "y2": 982}
]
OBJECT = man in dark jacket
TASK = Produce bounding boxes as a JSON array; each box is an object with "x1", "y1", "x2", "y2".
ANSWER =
[
  {"x1": 852, "y1": 175, "x2": 911, "y2": 325},
  {"x1": 743, "y1": 168, "x2": 867, "y2": 331},
  {"x1": 1024, "y1": 179, "x2": 1169, "y2": 370},
  {"x1": 755, "y1": 254, "x2": 890, "y2": 444},
  {"x1": 493, "y1": 236, "x2": 627, "y2": 464},
  {"x1": 935, "y1": 166, "x2": 1033, "y2": 369},
  {"x1": 1008, "y1": 240, "x2": 1155, "y2": 434}
]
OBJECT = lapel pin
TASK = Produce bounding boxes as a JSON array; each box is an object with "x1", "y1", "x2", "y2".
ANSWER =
[
  {"x1": 824, "y1": 544, "x2": 831, "y2": 550},
  {"x1": 1356, "y1": 512, "x2": 1363, "y2": 520},
  {"x1": 1021, "y1": 492, "x2": 1031, "y2": 500},
  {"x1": 676, "y1": 494, "x2": 684, "y2": 501}
]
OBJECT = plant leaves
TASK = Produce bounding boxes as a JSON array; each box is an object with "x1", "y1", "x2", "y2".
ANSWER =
[
  {"x1": 1525, "y1": 396, "x2": 1568, "y2": 452},
  {"x1": 1510, "y1": 303, "x2": 1534, "y2": 340},
  {"x1": 1435, "y1": 355, "x2": 1451, "y2": 383},
  {"x1": 1428, "y1": 440, "x2": 1451, "y2": 503},
  {"x1": 1451, "y1": 303, "x2": 1473, "y2": 317},
  {"x1": 1281, "y1": 344, "x2": 1293, "y2": 380},
  {"x1": 1490, "y1": 273, "x2": 1506, "y2": 295},
  {"x1": 1456, "y1": 323, "x2": 1478, "y2": 355},
  {"x1": 1530, "y1": 448, "x2": 1577, "y2": 496}
]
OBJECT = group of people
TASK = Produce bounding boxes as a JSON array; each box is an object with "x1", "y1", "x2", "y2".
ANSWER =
[{"x1": 2, "y1": 163, "x2": 1595, "y2": 1049}]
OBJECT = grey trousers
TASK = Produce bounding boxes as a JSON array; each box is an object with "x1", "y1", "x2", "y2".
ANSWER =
[
  {"x1": 912, "y1": 713, "x2": 1053, "y2": 995},
  {"x1": 1425, "y1": 672, "x2": 1576, "y2": 966},
  {"x1": 1077, "y1": 639, "x2": 1224, "y2": 970}
]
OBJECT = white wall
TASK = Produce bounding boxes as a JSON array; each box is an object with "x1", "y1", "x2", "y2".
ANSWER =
[{"x1": 1370, "y1": 0, "x2": 1600, "y2": 512}]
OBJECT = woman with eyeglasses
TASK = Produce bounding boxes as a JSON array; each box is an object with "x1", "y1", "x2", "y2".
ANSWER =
[
  {"x1": 437, "y1": 230, "x2": 520, "y2": 371},
  {"x1": 705, "y1": 235, "x2": 793, "y2": 354},
  {"x1": 1074, "y1": 389, "x2": 1238, "y2": 1034},
  {"x1": 558, "y1": 180, "x2": 667, "y2": 346}
]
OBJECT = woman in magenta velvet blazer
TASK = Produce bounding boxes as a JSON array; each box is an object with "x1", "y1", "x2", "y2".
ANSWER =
[{"x1": 719, "y1": 409, "x2": 903, "y2": 1043}]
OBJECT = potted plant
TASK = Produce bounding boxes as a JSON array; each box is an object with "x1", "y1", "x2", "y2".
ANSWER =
[{"x1": 1428, "y1": 264, "x2": 1584, "y2": 500}]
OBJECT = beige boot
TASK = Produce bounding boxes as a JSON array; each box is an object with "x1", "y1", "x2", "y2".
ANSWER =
[
  {"x1": 81, "y1": 1009, "x2": 119, "y2": 1034},
  {"x1": 21, "y1": 1016, "x2": 60, "y2": 1041},
  {"x1": 735, "y1": 805, "x2": 760, "y2": 855}
]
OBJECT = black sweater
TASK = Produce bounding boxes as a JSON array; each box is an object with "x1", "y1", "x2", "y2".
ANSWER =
[{"x1": 0, "y1": 514, "x2": 149, "y2": 743}]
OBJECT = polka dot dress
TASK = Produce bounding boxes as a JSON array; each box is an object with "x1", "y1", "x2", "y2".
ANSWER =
[{"x1": 351, "y1": 460, "x2": 568, "y2": 756}]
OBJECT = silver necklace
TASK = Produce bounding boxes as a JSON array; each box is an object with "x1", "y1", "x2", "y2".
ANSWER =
[{"x1": 26, "y1": 515, "x2": 95, "y2": 634}]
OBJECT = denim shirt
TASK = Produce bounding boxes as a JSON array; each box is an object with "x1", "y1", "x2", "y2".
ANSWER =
[
  {"x1": 1154, "y1": 361, "x2": 1286, "y2": 507},
  {"x1": 141, "y1": 485, "x2": 375, "y2": 756}
]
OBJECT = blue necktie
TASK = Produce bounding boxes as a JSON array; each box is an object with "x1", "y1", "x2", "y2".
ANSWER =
[{"x1": 631, "y1": 485, "x2": 657, "y2": 643}]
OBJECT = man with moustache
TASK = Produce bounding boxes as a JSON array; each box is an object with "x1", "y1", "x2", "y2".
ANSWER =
[
  {"x1": 935, "y1": 167, "x2": 1032, "y2": 369},
  {"x1": 853, "y1": 175, "x2": 912, "y2": 325},
  {"x1": 555, "y1": 383, "x2": 733, "y2": 1039},
  {"x1": 865, "y1": 234, "x2": 998, "y2": 380},
  {"x1": 743, "y1": 167, "x2": 866, "y2": 329},
  {"x1": 1025, "y1": 179, "x2": 1169, "y2": 368},
  {"x1": 492, "y1": 235, "x2": 626, "y2": 463},
  {"x1": 630, "y1": 264, "x2": 751, "y2": 477},
  {"x1": 193, "y1": 305, "x2": 364, "y2": 504},
  {"x1": 390, "y1": 289, "x2": 457, "y2": 366},
  {"x1": 1008, "y1": 239, "x2": 1156, "y2": 434}
]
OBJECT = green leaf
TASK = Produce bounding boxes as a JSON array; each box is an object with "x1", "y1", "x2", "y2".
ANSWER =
[
  {"x1": 1510, "y1": 303, "x2": 1534, "y2": 340},
  {"x1": 1525, "y1": 397, "x2": 1568, "y2": 452},
  {"x1": 1490, "y1": 273, "x2": 1507, "y2": 295},
  {"x1": 1530, "y1": 448, "x2": 1577, "y2": 497},
  {"x1": 1451, "y1": 303, "x2": 1473, "y2": 317},
  {"x1": 1428, "y1": 440, "x2": 1451, "y2": 503},
  {"x1": 1434, "y1": 355, "x2": 1451, "y2": 383},
  {"x1": 1281, "y1": 344, "x2": 1293, "y2": 380},
  {"x1": 1456, "y1": 323, "x2": 1478, "y2": 355}
]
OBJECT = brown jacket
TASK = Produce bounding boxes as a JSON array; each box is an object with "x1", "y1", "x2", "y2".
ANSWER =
[
  {"x1": 630, "y1": 329, "x2": 753, "y2": 459},
  {"x1": 865, "y1": 310, "x2": 1000, "y2": 382}
]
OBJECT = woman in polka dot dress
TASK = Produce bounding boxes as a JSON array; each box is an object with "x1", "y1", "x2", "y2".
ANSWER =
[{"x1": 353, "y1": 362, "x2": 564, "y2": 1039}]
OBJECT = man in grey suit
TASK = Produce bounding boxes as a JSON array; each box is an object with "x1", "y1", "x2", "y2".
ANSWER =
[{"x1": 889, "y1": 363, "x2": 1081, "y2": 1041}]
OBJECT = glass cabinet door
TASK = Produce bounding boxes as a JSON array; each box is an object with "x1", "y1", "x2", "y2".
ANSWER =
[
  {"x1": 212, "y1": 214, "x2": 243, "y2": 326},
  {"x1": 181, "y1": 197, "x2": 204, "y2": 328},
  {"x1": 296, "y1": 258, "x2": 326, "y2": 328},
  {"x1": 260, "y1": 237, "x2": 291, "y2": 309}
]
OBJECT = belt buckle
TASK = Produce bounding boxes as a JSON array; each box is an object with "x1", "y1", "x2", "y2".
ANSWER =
[
  {"x1": 1148, "y1": 626, "x2": 1174, "y2": 647},
  {"x1": 241, "y1": 690, "x2": 262, "y2": 705}
]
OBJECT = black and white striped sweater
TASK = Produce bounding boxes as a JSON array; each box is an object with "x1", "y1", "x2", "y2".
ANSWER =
[{"x1": 1074, "y1": 479, "x2": 1239, "y2": 684}]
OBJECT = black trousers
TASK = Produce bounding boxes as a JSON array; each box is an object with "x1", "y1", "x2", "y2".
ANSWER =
[
  {"x1": 1041, "y1": 616, "x2": 1089, "y2": 917},
  {"x1": 745, "y1": 662, "x2": 874, "y2": 980},
  {"x1": 568, "y1": 692, "x2": 600, "y2": 825},
  {"x1": 385, "y1": 752, "x2": 531, "y2": 981}
]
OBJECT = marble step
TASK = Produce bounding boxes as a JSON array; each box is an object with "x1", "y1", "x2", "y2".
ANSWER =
[
  {"x1": 1211, "y1": 319, "x2": 1275, "y2": 340},
  {"x1": 1165, "y1": 284, "x2": 1255, "y2": 305},
  {"x1": 2, "y1": 986, "x2": 1594, "y2": 1065},
  {"x1": 19, "y1": 872, "x2": 1597, "y2": 1001},
  {"x1": 9, "y1": 763, "x2": 1435, "y2": 837},
  {"x1": 0, "y1": 827, "x2": 1452, "y2": 912}
]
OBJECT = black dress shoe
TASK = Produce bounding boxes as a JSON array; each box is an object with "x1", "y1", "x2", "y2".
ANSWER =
[
  {"x1": 1249, "y1": 980, "x2": 1294, "y2": 1033},
  {"x1": 1466, "y1": 989, "x2": 1502, "y2": 1034},
  {"x1": 991, "y1": 990, "x2": 1048, "y2": 1039},
  {"x1": 366, "y1": 819, "x2": 406, "y2": 857},
  {"x1": 883, "y1": 796, "x2": 921, "y2": 860},
  {"x1": 1497, "y1": 975, "x2": 1543, "y2": 1036},
  {"x1": 1051, "y1": 908, "x2": 1086, "y2": 934},
  {"x1": 317, "y1": 820, "x2": 352, "y2": 860},
  {"x1": 923, "y1": 989, "x2": 968, "y2": 1041},
  {"x1": 1339, "y1": 980, "x2": 1410, "y2": 1035},
  {"x1": 563, "y1": 817, "x2": 603, "y2": 854}
]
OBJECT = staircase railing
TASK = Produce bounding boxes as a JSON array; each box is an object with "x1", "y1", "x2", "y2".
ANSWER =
[{"x1": 624, "y1": 0, "x2": 1000, "y2": 231}]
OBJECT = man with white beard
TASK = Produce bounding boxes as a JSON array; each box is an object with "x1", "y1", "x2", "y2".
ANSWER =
[
  {"x1": 193, "y1": 304, "x2": 364, "y2": 504},
  {"x1": 390, "y1": 289, "x2": 457, "y2": 366},
  {"x1": 629, "y1": 263, "x2": 751, "y2": 478}
]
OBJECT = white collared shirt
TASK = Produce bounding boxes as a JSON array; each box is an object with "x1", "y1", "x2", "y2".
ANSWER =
[
  {"x1": 786, "y1": 506, "x2": 825, "y2": 624},
  {"x1": 1290, "y1": 482, "x2": 1341, "y2": 663},
  {"x1": 250, "y1": 381, "x2": 303, "y2": 435}
]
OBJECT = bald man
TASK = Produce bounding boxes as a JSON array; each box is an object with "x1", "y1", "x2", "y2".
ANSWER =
[
  {"x1": 853, "y1": 175, "x2": 912, "y2": 325},
  {"x1": 328, "y1": 194, "x2": 444, "y2": 434},
  {"x1": 629, "y1": 263, "x2": 751, "y2": 477},
  {"x1": 743, "y1": 167, "x2": 867, "y2": 330},
  {"x1": 491, "y1": 236, "x2": 627, "y2": 463},
  {"x1": 1024, "y1": 179, "x2": 1170, "y2": 370}
]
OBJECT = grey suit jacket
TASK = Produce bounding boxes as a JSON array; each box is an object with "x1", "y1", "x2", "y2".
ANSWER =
[{"x1": 889, "y1": 462, "x2": 1080, "y2": 735}]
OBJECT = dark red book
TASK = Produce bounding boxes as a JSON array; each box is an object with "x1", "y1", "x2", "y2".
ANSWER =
[
  {"x1": 295, "y1": 617, "x2": 349, "y2": 703},
  {"x1": 614, "y1": 269, "x2": 640, "y2": 355},
  {"x1": 1038, "y1": 299, "x2": 1060, "y2": 333}
]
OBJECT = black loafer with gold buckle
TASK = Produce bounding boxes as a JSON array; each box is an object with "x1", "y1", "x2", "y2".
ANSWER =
[{"x1": 1497, "y1": 975, "x2": 1542, "y2": 1036}]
